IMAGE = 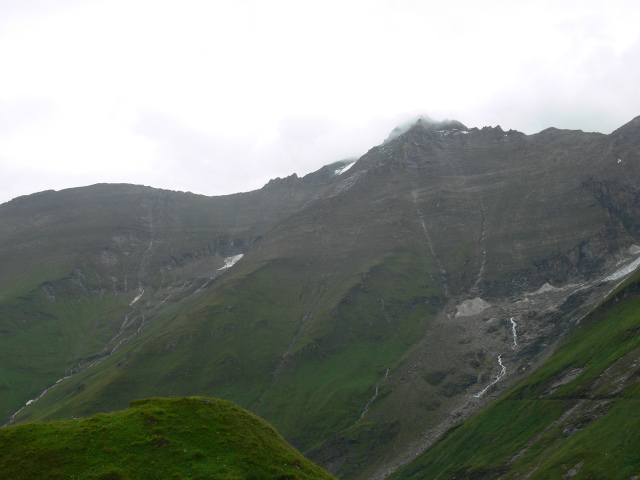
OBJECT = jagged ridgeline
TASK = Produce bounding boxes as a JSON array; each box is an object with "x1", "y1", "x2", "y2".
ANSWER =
[
  {"x1": 0, "y1": 396, "x2": 336, "y2": 479},
  {"x1": 1, "y1": 115, "x2": 639, "y2": 480}
]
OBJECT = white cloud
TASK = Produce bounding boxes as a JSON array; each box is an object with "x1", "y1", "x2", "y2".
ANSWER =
[{"x1": 1, "y1": 0, "x2": 639, "y2": 204}]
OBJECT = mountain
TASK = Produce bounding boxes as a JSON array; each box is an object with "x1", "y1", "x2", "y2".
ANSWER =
[
  {"x1": 1, "y1": 116, "x2": 639, "y2": 479},
  {"x1": 390, "y1": 269, "x2": 640, "y2": 479},
  {"x1": 0, "y1": 396, "x2": 336, "y2": 480}
]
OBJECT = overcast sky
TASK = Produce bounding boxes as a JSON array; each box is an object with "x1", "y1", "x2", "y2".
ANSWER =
[{"x1": 1, "y1": 0, "x2": 639, "y2": 205}]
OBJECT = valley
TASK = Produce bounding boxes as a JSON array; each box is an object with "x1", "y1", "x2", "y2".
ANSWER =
[{"x1": 1, "y1": 116, "x2": 639, "y2": 479}]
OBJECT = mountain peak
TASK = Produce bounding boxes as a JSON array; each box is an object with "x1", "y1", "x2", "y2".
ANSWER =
[
  {"x1": 610, "y1": 115, "x2": 640, "y2": 141},
  {"x1": 384, "y1": 116, "x2": 468, "y2": 143}
]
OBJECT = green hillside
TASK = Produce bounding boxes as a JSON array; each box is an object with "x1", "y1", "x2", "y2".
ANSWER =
[
  {"x1": 0, "y1": 396, "x2": 336, "y2": 480},
  {"x1": 8, "y1": 246, "x2": 442, "y2": 474},
  {"x1": 391, "y1": 271, "x2": 640, "y2": 479},
  {"x1": 2, "y1": 117, "x2": 640, "y2": 480}
]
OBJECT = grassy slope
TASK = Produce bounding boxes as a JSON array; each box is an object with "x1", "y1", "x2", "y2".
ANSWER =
[
  {"x1": 11, "y1": 245, "x2": 440, "y2": 465},
  {"x1": 2, "y1": 159, "x2": 463, "y2": 479},
  {"x1": 391, "y1": 271, "x2": 640, "y2": 480},
  {"x1": 0, "y1": 180, "x2": 346, "y2": 426},
  {"x1": 256, "y1": 247, "x2": 440, "y2": 449},
  {"x1": 0, "y1": 396, "x2": 336, "y2": 480},
  {"x1": 0, "y1": 284, "x2": 131, "y2": 424}
]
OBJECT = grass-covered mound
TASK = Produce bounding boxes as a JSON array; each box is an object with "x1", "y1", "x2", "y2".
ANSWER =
[{"x1": 0, "y1": 396, "x2": 336, "y2": 480}]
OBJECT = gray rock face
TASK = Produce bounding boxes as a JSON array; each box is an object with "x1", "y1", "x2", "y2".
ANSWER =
[{"x1": 455, "y1": 298, "x2": 491, "y2": 317}]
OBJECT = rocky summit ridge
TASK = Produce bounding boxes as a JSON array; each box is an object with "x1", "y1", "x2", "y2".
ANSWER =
[{"x1": 1, "y1": 116, "x2": 639, "y2": 480}]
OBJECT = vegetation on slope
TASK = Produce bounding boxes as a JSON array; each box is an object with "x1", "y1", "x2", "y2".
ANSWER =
[
  {"x1": 0, "y1": 179, "x2": 342, "y2": 424},
  {"x1": 13, "y1": 246, "x2": 440, "y2": 441},
  {"x1": 391, "y1": 271, "x2": 640, "y2": 480},
  {"x1": 0, "y1": 284, "x2": 130, "y2": 424},
  {"x1": 0, "y1": 396, "x2": 336, "y2": 480},
  {"x1": 3, "y1": 119, "x2": 640, "y2": 480}
]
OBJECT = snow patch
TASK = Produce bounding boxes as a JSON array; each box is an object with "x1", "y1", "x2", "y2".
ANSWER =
[
  {"x1": 531, "y1": 282, "x2": 559, "y2": 295},
  {"x1": 218, "y1": 254, "x2": 243, "y2": 271},
  {"x1": 510, "y1": 317, "x2": 517, "y2": 349},
  {"x1": 130, "y1": 289, "x2": 144, "y2": 306},
  {"x1": 436, "y1": 128, "x2": 470, "y2": 137},
  {"x1": 605, "y1": 256, "x2": 640, "y2": 281},
  {"x1": 456, "y1": 297, "x2": 491, "y2": 317},
  {"x1": 334, "y1": 162, "x2": 355, "y2": 175},
  {"x1": 629, "y1": 245, "x2": 640, "y2": 255}
]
